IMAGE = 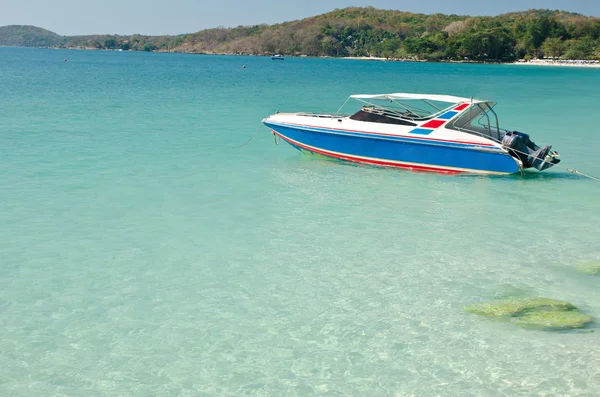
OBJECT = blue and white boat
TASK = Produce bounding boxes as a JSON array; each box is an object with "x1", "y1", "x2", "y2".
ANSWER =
[{"x1": 262, "y1": 93, "x2": 560, "y2": 175}]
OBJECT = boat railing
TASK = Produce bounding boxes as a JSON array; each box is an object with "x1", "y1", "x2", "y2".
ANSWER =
[{"x1": 296, "y1": 112, "x2": 346, "y2": 118}]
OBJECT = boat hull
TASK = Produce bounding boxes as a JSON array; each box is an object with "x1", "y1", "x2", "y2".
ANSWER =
[{"x1": 264, "y1": 121, "x2": 521, "y2": 175}]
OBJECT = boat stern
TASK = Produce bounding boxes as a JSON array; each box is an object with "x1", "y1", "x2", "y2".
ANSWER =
[{"x1": 502, "y1": 131, "x2": 560, "y2": 171}]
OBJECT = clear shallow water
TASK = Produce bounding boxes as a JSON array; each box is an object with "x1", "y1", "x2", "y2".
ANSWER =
[{"x1": 1, "y1": 47, "x2": 600, "y2": 396}]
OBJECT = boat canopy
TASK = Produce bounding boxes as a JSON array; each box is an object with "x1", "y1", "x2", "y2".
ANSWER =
[{"x1": 350, "y1": 93, "x2": 484, "y2": 104}]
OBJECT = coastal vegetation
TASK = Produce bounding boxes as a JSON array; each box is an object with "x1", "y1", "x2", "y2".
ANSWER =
[{"x1": 1, "y1": 7, "x2": 600, "y2": 61}]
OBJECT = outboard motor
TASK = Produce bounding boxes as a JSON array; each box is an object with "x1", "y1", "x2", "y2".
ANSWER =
[{"x1": 502, "y1": 131, "x2": 560, "y2": 171}]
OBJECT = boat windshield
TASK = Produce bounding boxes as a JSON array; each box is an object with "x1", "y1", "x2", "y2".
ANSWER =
[
  {"x1": 346, "y1": 99, "x2": 455, "y2": 123},
  {"x1": 447, "y1": 102, "x2": 501, "y2": 141},
  {"x1": 349, "y1": 107, "x2": 417, "y2": 126}
]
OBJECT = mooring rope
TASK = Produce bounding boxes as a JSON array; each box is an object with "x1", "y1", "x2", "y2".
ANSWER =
[
  {"x1": 564, "y1": 168, "x2": 600, "y2": 183},
  {"x1": 230, "y1": 124, "x2": 263, "y2": 148}
]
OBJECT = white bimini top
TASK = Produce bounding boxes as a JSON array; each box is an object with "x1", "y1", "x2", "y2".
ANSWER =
[{"x1": 350, "y1": 93, "x2": 484, "y2": 104}]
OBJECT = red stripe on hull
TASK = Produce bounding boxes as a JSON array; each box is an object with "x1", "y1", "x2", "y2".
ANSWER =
[{"x1": 272, "y1": 131, "x2": 464, "y2": 174}]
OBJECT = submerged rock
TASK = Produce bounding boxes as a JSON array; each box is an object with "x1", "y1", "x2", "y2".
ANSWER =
[
  {"x1": 513, "y1": 310, "x2": 593, "y2": 330},
  {"x1": 578, "y1": 262, "x2": 600, "y2": 275},
  {"x1": 465, "y1": 297, "x2": 593, "y2": 331},
  {"x1": 466, "y1": 297, "x2": 574, "y2": 317}
]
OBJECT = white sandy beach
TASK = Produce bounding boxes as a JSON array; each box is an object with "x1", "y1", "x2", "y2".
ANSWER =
[
  {"x1": 512, "y1": 59, "x2": 600, "y2": 68},
  {"x1": 343, "y1": 56, "x2": 600, "y2": 68}
]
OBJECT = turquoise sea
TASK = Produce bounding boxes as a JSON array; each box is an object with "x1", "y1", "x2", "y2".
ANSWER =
[{"x1": 1, "y1": 47, "x2": 600, "y2": 396}]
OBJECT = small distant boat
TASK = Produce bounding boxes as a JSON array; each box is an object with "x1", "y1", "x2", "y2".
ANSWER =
[
  {"x1": 262, "y1": 93, "x2": 561, "y2": 175},
  {"x1": 271, "y1": 54, "x2": 285, "y2": 60}
]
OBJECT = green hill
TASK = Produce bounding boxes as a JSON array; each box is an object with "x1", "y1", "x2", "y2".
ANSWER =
[
  {"x1": 1, "y1": 7, "x2": 599, "y2": 61},
  {"x1": 0, "y1": 25, "x2": 65, "y2": 47},
  {"x1": 174, "y1": 7, "x2": 600, "y2": 61}
]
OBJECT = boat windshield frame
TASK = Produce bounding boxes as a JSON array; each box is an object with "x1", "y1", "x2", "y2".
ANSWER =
[
  {"x1": 446, "y1": 101, "x2": 502, "y2": 142},
  {"x1": 340, "y1": 96, "x2": 464, "y2": 123},
  {"x1": 333, "y1": 95, "x2": 505, "y2": 140}
]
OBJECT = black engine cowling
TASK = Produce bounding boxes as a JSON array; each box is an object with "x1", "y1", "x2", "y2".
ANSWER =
[{"x1": 502, "y1": 131, "x2": 560, "y2": 171}]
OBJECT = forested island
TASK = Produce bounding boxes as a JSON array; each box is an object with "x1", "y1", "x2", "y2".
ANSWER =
[{"x1": 1, "y1": 7, "x2": 600, "y2": 62}]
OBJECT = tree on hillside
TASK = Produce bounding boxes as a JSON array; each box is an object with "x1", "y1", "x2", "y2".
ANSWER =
[
  {"x1": 541, "y1": 37, "x2": 564, "y2": 58},
  {"x1": 104, "y1": 39, "x2": 117, "y2": 49},
  {"x1": 321, "y1": 36, "x2": 343, "y2": 56},
  {"x1": 455, "y1": 28, "x2": 515, "y2": 61},
  {"x1": 564, "y1": 37, "x2": 595, "y2": 59},
  {"x1": 444, "y1": 20, "x2": 468, "y2": 37}
]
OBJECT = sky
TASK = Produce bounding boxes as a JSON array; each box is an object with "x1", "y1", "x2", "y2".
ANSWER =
[{"x1": 1, "y1": 0, "x2": 599, "y2": 36}]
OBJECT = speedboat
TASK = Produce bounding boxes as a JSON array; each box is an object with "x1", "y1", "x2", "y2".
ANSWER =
[
  {"x1": 271, "y1": 54, "x2": 285, "y2": 60},
  {"x1": 262, "y1": 93, "x2": 560, "y2": 175}
]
